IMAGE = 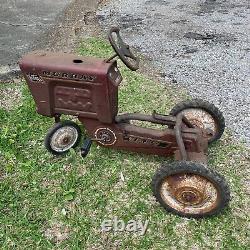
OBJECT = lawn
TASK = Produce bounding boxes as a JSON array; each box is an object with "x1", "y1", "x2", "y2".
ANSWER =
[{"x1": 0, "y1": 38, "x2": 249, "y2": 249}]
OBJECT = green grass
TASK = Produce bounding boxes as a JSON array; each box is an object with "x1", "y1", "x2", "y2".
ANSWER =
[{"x1": 0, "y1": 38, "x2": 249, "y2": 249}]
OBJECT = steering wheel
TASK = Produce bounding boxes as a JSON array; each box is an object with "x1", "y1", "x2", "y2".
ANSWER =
[{"x1": 108, "y1": 27, "x2": 139, "y2": 71}]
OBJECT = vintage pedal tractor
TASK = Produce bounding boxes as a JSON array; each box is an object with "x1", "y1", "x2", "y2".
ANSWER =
[{"x1": 19, "y1": 27, "x2": 230, "y2": 218}]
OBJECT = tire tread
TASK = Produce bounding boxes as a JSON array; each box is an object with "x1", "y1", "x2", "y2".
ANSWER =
[
  {"x1": 44, "y1": 120, "x2": 81, "y2": 155},
  {"x1": 151, "y1": 161, "x2": 230, "y2": 218},
  {"x1": 170, "y1": 99, "x2": 225, "y2": 143}
]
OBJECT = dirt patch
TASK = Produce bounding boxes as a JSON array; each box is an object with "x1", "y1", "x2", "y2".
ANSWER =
[
  {"x1": 38, "y1": 0, "x2": 103, "y2": 53},
  {"x1": 44, "y1": 222, "x2": 70, "y2": 243},
  {"x1": 0, "y1": 84, "x2": 22, "y2": 110}
]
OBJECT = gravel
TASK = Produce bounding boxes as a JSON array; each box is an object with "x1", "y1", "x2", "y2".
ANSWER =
[{"x1": 97, "y1": 0, "x2": 250, "y2": 145}]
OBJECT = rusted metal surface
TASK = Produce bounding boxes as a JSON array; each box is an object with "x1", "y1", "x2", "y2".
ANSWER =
[
  {"x1": 108, "y1": 27, "x2": 139, "y2": 71},
  {"x1": 19, "y1": 51, "x2": 121, "y2": 124},
  {"x1": 175, "y1": 113, "x2": 188, "y2": 161},
  {"x1": 174, "y1": 113, "x2": 207, "y2": 162},
  {"x1": 19, "y1": 48, "x2": 208, "y2": 162},
  {"x1": 79, "y1": 116, "x2": 207, "y2": 158},
  {"x1": 115, "y1": 112, "x2": 176, "y2": 126},
  {"x1": 160, "y1": 173, "x2": 219, "y2": 214},
  {"x1": 178, "y1": 108, "x2": 218, "y2": 141},
  {"x1": 94, "y1": 127, "x2": 117, "y2": 146},
  {"x1": 175, "y1": 151, "x2": 208, "y2": 165},
  {"x1": 18, "y1": 27, "x2": 231, "y2": 218}
]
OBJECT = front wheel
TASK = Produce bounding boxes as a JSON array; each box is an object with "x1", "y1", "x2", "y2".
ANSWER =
[
  {"x1": 151, "y1": 161, "x2": 230, "y2": 218},
  {"x1": 45, "y1": 121, "x2": 81, "y2": 155},
  {"x1": 170, "y1": 99, "x2": 225, "y2": 143}
]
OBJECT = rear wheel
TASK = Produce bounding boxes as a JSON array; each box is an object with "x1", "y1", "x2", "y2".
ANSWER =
[
  {"x1": 170, "y1": 99, "x2": 225, "y2": 143},
  {"x1": 45, "y1": 121, "x2": 81, "y2": 155},
  {"x1": 151, "y1": 161, "x2": 230, "y2": 218}
]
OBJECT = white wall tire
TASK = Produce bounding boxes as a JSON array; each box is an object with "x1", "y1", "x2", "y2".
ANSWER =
[{"x1": 44, "y1": 121, "x2": 81, "y2": 155}]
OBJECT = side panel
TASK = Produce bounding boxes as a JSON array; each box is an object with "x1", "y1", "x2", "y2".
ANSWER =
[
  {"x1": 23, "y1": 74, "x2": 53, "y2": 117},
  {"x1": 79, "y1": 118, "x2": 203, "y2": 157},
  {"x1": 54, "y1": 86, "x2": 93, "y2": 112}
]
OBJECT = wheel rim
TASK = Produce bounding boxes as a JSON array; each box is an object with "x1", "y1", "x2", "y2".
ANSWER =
[
  {"x1": 50, "y1": 126, "x2": 79, "y2": 152},
  {"x1": 160, "y1": 173, "x2": 219, "y2": 215},
  {"x1": 180, "y1": 108, "x2": 218, "y2": 140}
]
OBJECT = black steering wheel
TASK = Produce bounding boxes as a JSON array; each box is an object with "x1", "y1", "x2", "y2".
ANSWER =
[{"x1": 108, "y1": 27, "x2": 139, "y2": 71}]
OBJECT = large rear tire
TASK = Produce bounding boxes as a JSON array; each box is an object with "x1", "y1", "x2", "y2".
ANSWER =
[
  {"x1": 151, "y1": 161, "x2": 230, "y2": 218},
  {"x1": 170, "y1": 99, "x2": 225, "y2": 143}
]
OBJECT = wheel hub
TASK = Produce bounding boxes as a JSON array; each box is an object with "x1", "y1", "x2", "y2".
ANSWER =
[
  {"x1": 50, "y1": 126, "x2": 78, "y2": 152},
  {"x1": 175, "y1": 187, "x2": 204, "y2": 205},
  {"x1": 160, "y1": 173, "x2": 219, "y2": 214},
  {"x1": 62, "y1": 137, "x2": 70, "y2": 144}
]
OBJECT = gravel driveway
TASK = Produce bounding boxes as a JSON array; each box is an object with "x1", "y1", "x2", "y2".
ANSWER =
[{"x1": 97, "y1": 0, "x2": 250, "y2": 145}]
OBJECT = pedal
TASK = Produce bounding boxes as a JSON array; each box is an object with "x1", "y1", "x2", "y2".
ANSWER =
[{"x1": 81, "y1": 138, "x2": 92, "y2": 158}]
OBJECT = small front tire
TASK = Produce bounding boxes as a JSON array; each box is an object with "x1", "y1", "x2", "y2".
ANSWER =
[{"x1": 45, "y1": 120, "x2": 81, "y2": 155}]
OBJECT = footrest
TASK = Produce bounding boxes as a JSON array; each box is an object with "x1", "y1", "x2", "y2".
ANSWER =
[{"x1": 81, "y1": 138, "x2": 92, "y2": 158}]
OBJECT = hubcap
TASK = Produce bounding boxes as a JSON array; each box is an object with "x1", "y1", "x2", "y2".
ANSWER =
[
  {"x1": 160, "y1": 173, "x2": 219, "y2": 214},
  {"x1": 175, "y1": 187, "x2": 204, "y2": 205},
  {"x1": 50, "y1": 126, "x2": 79, "y2": 152}
]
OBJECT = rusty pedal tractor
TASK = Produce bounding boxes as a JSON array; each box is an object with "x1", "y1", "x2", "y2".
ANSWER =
[{"x1": 19, "y1": 27, "x2": 230, "y2": 218}]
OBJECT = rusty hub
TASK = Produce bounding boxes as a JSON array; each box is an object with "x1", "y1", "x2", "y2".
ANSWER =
[
  {"x1": 175, "y1": 186, "x2": 204, "y2": 205},
  {"x1": 180, "y1": 108, "x2": 218, "y2": 140},
  {"x1": 160, "y1": 173, "x2": 219, "y2": 214},
  {"x1": 50, "y1": 126, "x2": 79, "y2": 152}
]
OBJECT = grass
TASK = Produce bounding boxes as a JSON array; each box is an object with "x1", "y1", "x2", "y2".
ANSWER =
[{"x1": 0, "y1": 37, "x2": 249, "y2": 249}]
